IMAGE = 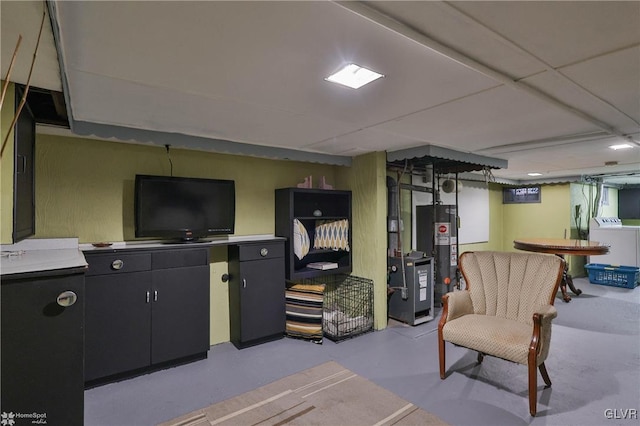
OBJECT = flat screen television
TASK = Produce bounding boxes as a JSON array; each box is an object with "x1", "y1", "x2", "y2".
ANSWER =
[{"x1": 134, "y1": 174, "x2": 235, "y2": 242}]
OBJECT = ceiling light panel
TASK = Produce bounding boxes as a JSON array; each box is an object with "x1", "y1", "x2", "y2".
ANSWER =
[
  {"x1": 325, "y1": 64, "x2": 384, "y2": 89},
  {"x1": 609, "y1": 143, "x2": 634, "y2": 150}
]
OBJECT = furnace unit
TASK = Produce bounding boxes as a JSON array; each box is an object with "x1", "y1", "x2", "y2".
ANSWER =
[
  {"x1": 387, "y1": 253, "x2": 434, "y2": 325},
  {"x1": 416, "y1": 204, "x2": 458, "y2": 306}
]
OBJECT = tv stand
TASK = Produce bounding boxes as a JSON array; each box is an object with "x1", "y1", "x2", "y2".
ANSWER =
[
  {"x1": 82, "y1": 236, "x2": 286, "y2": 384},
  {"x1": 83, "y1": 246, "x2": 210, "y2": 384}
]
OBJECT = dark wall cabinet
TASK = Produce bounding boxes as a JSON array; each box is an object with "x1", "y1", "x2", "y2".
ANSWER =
[
  {"x1": 275, "y1": 188, "x2": 352, "y2": 280},
  {"x1": 13, "y1": 85, "x2": 36, "y2": 242},
  {"x1": 84, "y1": 247, "x2": 209, "y2": 384},
  {"x1": 1, "y1": 269, "x2": 85, "y2": 425},
  {"x1": 228, "y1": 241, "x2": 285, "y2": 348}
]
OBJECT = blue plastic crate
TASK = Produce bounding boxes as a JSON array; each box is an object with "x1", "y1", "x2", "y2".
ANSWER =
[{"x1": 584, "y1": 264, "x2": 639, "y2": 289}]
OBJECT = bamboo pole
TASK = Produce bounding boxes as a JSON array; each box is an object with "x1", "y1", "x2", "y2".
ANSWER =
[
  {"x1": 1, "y1": 5, "x2": 46, "y2": 158},
  {"x1": 0, "y1": 35, "x2": 23, "y2": 110}
]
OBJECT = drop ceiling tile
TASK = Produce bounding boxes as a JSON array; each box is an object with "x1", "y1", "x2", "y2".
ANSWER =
[
  {"x1": 375, "y1": 85, "x2": 599, "y2": 151},
  {"x1": 450, "y1": 1, "x2": 640, "y2": 69}
]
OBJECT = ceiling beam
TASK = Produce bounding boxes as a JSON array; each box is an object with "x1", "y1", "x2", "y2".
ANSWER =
[{"x1": 335, "y1": 1, "x2": 640, "y2": 147}]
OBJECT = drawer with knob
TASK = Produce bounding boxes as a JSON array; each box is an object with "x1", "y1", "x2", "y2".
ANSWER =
[
  {"x1": 235, "y1": 242, "x2": 284, "y2": 262},
  {"x1": 85, "y1": 252, "x2": 152, "y2": 276}
]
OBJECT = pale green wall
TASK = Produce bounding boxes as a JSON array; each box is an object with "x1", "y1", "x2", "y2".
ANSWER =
[
  {"x1": 502, "y1": 184, "x2": 571, "y2": 247},
  {"x1": 459, "y1": 182, "x2": 504, "y2": 253},
  {"x1": 1, "y1": 82, "x2": 15, "y2": 243},
  {"x1": 209, "y1": 246, "x2": 230, "y2": 345},
  {"x1": 336, "y1": 152, "x2": 388, "y2": 329},
  {"x1": 3, "y1": 121, "x2": 609, "y2": 338},
  {"x1": 35, "y1": 134, "x2": 344, "y2": 242},
  {"x1": 570, "y1": 182, "x2": 598, "y2": 239},
  {"x1": 601, "y1": 186, "x2": 618, "y2": 218},
  {"x1": 33, "y1": 134, "x2": 344, "y2": 344}
]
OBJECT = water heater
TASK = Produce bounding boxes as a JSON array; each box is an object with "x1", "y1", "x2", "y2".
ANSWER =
[{"x1": 416, "y1": 204, "x2": 458, "y2": 306}]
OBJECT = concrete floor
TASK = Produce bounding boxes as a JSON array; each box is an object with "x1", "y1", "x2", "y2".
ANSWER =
[{"x1": 85, "y1": 277, "x2": 640, "y2": 426}]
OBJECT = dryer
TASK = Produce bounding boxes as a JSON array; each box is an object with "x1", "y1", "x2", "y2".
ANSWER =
[{"x1": 589, "y1": 217, "x2": 640, "y2": 267}]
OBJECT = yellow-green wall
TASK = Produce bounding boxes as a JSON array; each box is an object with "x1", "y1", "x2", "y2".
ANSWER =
[
  {"x1": 336, "y1": 152, "x2": 388, "y2": 329},
  {"x1": 2, "y1": 112, "x2": 618, "y2": 340},
  {"x1": 1, "y1": 82, "x2": 15, "y2": 243},
  {"x1": 459, "y1": 183, "x2": 504, "y2": 253},
  {"x1": 502, "y1": 184, "x2": 571, "y2": 247},
  {"x1": 34, "y1": 134, "x2": 345, "y2": 343},
  {"x1": 35, "y1": 134, "x2": 344, "y2": 242},
  {"x1": 600, "y1": 186, "x2": 618, "y2": 218}
]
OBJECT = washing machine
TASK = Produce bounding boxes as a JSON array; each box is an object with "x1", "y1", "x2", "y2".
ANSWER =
[{"x1": 589, "y1": 217, "x2": 640, "y2": 267}]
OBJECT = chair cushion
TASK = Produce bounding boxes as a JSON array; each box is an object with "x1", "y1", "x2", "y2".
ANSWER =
[
  {"x1": 285, "y1": 284, "x2": 325, "y2": 343},
  {"x1": 442, "y1": 314, "x2": 533, "y2": 365}
]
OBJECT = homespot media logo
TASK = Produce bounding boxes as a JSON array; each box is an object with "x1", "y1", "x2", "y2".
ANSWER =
[{"x1": 1, "y1": 412, "x2": 47, "y2": 425}]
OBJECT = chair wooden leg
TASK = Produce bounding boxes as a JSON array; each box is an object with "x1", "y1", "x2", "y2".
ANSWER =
[
  {"x1": 528, "y1": 362, "x2": 537, "y2": 416},
  {"x1": 438, "y1": 331, "x2": 446, "y2": 379},
  {"x1": 477, "y1": 352, "x2": 484, "y2": 364},
  {"x1": 539, "y1": 362, "x2": 552, "y2": 387}
]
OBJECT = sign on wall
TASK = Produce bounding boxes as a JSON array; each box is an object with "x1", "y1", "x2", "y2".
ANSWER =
[{"x1": 503, "y1": 186, "x2": 541, "y2": 204}]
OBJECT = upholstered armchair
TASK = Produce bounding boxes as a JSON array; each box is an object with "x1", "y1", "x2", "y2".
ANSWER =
[{"x1": 438, "y1": 251, "x2": 565, "y2": 416}]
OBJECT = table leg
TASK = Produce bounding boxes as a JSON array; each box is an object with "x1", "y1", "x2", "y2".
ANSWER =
[
  {"x1": 559, "y1": 257, "x2": 582, "y2": 303},
  {"x1": 565, "y1": 272, "x2": 582, "y2": 297}
]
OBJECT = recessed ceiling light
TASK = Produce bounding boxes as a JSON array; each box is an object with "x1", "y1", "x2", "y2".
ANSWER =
[
  {"x1": 325, "y1": 63, "x2": 384, "y2": 89},
  {"x1": 527, "y1": 172, "x2": 542, "y2": 177},
  {"x1": 609, "y1": 143, "x2": 634, "y2": 150}
]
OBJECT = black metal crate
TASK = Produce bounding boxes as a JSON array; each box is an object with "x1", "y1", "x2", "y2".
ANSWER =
[{"x1": 298, "y1": 274, "x2": 374, "y2": 342}]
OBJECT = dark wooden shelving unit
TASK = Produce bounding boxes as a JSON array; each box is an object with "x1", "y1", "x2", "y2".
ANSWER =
[{"x1": 275, "y1": 188, "x2": 352, "y2": 281}]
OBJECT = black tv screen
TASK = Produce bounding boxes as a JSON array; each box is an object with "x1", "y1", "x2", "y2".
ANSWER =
[{"x1": 135, "y1": 174, "x2": 235, "y2": 241}]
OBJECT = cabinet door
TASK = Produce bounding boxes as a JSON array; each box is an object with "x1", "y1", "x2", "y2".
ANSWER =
[
  {"x1": 151, "y1": 265, "x2": 210, "y2": 364},
  {"x1": 85, "y1": 272, "x2": 152, "y2": 381},
  {"x1": 238, "y1": 258, "x2": 286, "y2": 343},
  {"x1": 12, "y1": 85, "x2": 35, "y2": 242},
  {"x1": 1, "y1": 273, "x2": 84, "y2": 425}
]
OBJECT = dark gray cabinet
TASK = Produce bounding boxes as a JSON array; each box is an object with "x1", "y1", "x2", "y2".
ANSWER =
[
  {"x1": 151, "y1": 265, "x2": 209, "y2": 364},
  {"x1": 84, "y1": 269, "x2": 152, "y2": 381},
  {"x1": 1, "y1": 268, "x2": 85, "y2": 425},
  {"x1": 84, "y1": 247, "x2": 209, "y2": 384},
  {"x1": 12, "y1": 85, "x2": 36, "y2": 242},
  {"x1": 275, "y1": 188, "x2": 352, "y2": 280},
  {"x1": 228, "y1": 241, "x2": 285, "y2": 348}
]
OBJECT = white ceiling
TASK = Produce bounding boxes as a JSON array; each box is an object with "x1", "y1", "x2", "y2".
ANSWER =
[{"x1": 2, "y1": 1, "x2": 639, "y2": 184}]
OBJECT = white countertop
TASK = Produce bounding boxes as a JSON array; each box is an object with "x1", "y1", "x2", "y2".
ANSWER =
[
  {"x1": 1, "y1": 248, "x2": 88, "y2": 276},
  {"x1": 1, "y1": 235, "x2": 283, "y2": 276},
  {"x1": 79, "y1": 234, "x2": 284, "y2": 251},
  {"x1": 1, "y1": 238, "x2": 88, "y2": 276}
]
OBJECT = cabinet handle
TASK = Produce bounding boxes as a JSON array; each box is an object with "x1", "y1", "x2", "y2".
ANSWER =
[
  {"x1": 16, "y1": 155, "x2": 26, "y2": 174},
  {"x1": 146, "y1": 291, "x2": 150, "y2": 303},
  {"x1": 111, "y1": 259, "x2": 124, "y2": 270},
  {"x1": 56, "y1": 291, "x2": 77, "y2": 307},
  {"x1": 154, "y1": 290, "x2": 158, "y2": 302},
  {"x1": 242, "y1": 278, "x2": 247, "y2": 288}
]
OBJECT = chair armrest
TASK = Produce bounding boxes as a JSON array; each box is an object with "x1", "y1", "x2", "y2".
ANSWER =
[
  {"x1": 533, "y1": 304, "x2": 557, "y2": 325},
  {"x1": 442, "y1": 290, "x2": 474, "y2": 322},
  {"x1": 529, "y1": 304, "x2": 558, "y2": 363}
]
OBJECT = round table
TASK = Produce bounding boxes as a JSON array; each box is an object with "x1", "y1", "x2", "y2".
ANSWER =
[{"x1": 513, "y1": 238, "x2": 609, "y2": 302}]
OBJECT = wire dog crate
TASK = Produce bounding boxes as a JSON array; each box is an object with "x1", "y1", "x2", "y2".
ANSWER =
[{"x1": 298, "y1": 274, "x2": 374, "y2": 342}]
